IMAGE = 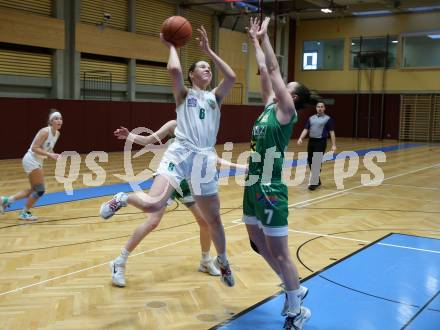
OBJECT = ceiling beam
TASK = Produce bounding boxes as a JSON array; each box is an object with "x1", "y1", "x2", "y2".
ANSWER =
[{"x1": 302, "y1": 0, "x2": 330, "y2": 8}]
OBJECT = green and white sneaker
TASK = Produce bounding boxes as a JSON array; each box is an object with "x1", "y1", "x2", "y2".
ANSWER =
[
  {"x1": 19, "y1": 211, "x2": 38, "y2": 221},
  {"x1": 0, "y1": 196, "x2": 12, "y2": 214}
]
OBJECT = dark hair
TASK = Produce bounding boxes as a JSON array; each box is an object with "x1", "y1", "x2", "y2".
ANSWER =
[
  {"x1": 293, "y1": 83, "x2": 320, "y2": 110},
  {"x1": 187, "y1": 62, "x2": 198, "y2": 87}
]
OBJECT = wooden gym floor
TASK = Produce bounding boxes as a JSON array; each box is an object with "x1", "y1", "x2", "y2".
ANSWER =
[{"x1": 0, "y1": 138, "x2": 439, "y2": 329}]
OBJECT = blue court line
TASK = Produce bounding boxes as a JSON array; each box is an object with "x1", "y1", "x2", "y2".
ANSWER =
[
  {"x1": 212, "y1": 233, "x2": 440, "y2": 330},
  {"x1": 4, "y1": 142, "x2": 425, "y2": 212}
]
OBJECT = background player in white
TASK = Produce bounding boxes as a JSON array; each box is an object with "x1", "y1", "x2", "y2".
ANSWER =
[
  {"x1": 100, "y1": 26, "x2": 237, "y2": 287},
  {"x1": 109, "y1": 121, "x2": 247, "y2": 287},
  {"x1": 0, "y1": 109, "x2": 62, "y2": 220}
]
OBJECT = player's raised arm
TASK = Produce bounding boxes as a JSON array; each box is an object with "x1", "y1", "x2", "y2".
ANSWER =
[
  {"x1": 196, "y1": 26, "x2": 236, "y2": 104},
  {"x1": 247, "y1": 17, "x2": 273, "y2": 105},
  {"x1": 160, "y1": 33, "x2": 188, "y2": 106},
  {"x1": 258, "y1": 18, "x2": 296, "y2": 123}
]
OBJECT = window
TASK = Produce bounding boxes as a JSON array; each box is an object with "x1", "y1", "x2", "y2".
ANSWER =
[
  {"x1": 402, "y1": 31, "x2": 440, "y2": 68},
  {"x1": 302, "y1": 39, "x2": 344, "y2": 70},
  {"x1": 350, "y1": 36, "x2": 398, "y2": 69}
]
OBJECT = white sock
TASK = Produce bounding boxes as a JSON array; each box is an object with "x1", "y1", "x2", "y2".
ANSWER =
[
  {"x1": 292, "y1": 287, "x2": 303, "y2": 296},
  {"x1": 201, "y1": 251, "x2": 210, "y2": 263},
  {"x1": 286, "y1": 290, "x2": 301, "y2": 316},
  {"x1": 115, "y1": 248, "x2": 130, "y2": 265},
  {"x1": 218, "y1": 252, "x2": 228, "y2": 265},
  {"x1": 8, "y1": 196, "x2": 15, "y2": 204},
  {"x1": 120, "y1": 193, "x2": 129, "y2": 205}
]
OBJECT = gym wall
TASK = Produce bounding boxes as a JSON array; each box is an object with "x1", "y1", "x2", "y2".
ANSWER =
[
  {"x1": 0, "y1": 98, "x2": 262, "y2": 160},
  {"x1": 295, "y1": 12, "x2": 440, "y2": 93},
  {"x1": 294, "y1": 11, "x2": 440, "y2": 139}
]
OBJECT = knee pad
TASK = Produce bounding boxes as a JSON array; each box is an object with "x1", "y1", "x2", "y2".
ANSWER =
[
  {"x1": 250, "y1": 240, "x2": 260, "y2": 254},
  {"x1": 31, "y1": 184, "x2": 45, "y2": 199}
]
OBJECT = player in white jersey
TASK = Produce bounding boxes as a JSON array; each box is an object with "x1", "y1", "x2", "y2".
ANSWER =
[
  {"x1": 100, "y1": 25, "x2": 237, "y2": 287},
  {"x1": 0, "y1": 109, "x2": 62, "y2": 220},
  {"x1": 108, "y1": 121, "x2": 247, "y2": 287}
]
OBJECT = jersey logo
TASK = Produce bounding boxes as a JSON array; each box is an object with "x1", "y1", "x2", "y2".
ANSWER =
[
  {"x1": 207, "y1": 98, "x2": 216, "y2": 109},
  {"x1": 256, "y1": 193, "x2": 279, "y2": 207},
  {"x1": 252, "y1": 125, "x2": 267, "y2": 138},
  {"x1": 187, "y1": 98, "x2": 198, "y2": 107},
  {"x1": 168, "y1": 162, "x2": 175, "y2": 171}
]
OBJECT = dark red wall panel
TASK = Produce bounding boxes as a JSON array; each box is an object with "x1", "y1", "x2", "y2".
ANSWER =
[
  {"x1": 295, "y1": 94, "x2": 356, "y2": 139},
  {"x1": 383, "y1": 94, "x2": 400, "y2": 139},
  {"x1": 0, "y1": 95, "x2": 401, "y2": 160},
  {"x1": 354, "y1": 94, "x2": 400, "y2": 139},
  {"x1": 218, "y1": 105, "x2": 261, "y2": 145}
]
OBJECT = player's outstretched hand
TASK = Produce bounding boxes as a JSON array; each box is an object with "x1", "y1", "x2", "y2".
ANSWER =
[
  {"x1": 114, "y1": 126, "x2": 129, "y2": 140},
  {"x1": 196, "y1": 25, "x2": 211, "y2": 54},
  {"x1": 246, "y1": 17, "x2": 260, "y2": 41},
  {"x1": 49, "y1": 153, "x2": 60, "y2": 161},
  {"x1": 160, "y1": 32, "x2": 174, "y2": 49}
]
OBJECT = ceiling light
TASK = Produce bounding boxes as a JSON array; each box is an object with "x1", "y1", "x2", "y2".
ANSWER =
[
  {"x1": 321, "y1": 8, "x2": 333, "y2": 14},
  {"x1": 392, "y1": 40, "x2": 398, "y2": 43},
  {"x1": 352, "y1": 10, "x2": 392, "y2": 16},
  {"x1": 407, "y1": 6, "x2": 440, "y2": 12}
]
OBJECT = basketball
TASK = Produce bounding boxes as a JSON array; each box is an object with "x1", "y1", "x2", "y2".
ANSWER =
[{"x1": 161, "y1": 16, "x2": 192, "y2": 48}]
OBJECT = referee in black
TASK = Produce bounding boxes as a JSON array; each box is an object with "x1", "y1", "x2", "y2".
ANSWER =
[{"x1": 297, "y1": 101, "x2": 336, "y2": 190}]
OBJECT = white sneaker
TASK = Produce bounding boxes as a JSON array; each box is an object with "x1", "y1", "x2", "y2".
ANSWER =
[
  {"x1": 19, "y1": 211, "x2": 38, "y2": 221},
  {"x1": 214, "y1": 257, "x2": 235, "y2": 287},
  {"x1": 198, "y1": 258, "x2": 221, "y2": 276},
  {"x1": 281, "y1": 286, "x2": 309, "y2": 316},
  {"x1": 283, "y1": 306, "x2": 311, "y2": 330},
  {"x1": 100, "y1": 192, "x2": 128, "y2": 220},
  {"x1": 109, "y1": 260, "x2": 126, "y2": 287}
]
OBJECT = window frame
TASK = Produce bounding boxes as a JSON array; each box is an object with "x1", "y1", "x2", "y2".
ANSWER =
[
  {"x1": 349, "y1": 35, "x2": 398, "y2": 70},
  {"x1": 301, "y1": 38, "x2": 345, "y2": 71},
  {"x1": 401, "y1": 30, "x2": 440, "y2": 70}
]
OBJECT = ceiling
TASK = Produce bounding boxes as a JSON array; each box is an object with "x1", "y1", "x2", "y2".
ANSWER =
[{"x1": 180, "y1": 0, "x2": 440, "y2": 30}]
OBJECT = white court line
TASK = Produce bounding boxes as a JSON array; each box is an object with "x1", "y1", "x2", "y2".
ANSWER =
[
  {"x1": 289, "y1": 229, "x2": 440, "y2": 254},
  {"x1": 295, "y1": 193, "x2": 348, "y2": 208},
  {"x1": 378, "y1": 242, "x2": 440, "y2": 254},
  {"x1": 1, "y1": 163, "x2": 439, "y2": 298},
  {"x1": 291, "y1": 162, "x2": 440, "y2": 208},
  {"x1": 289, "y1": 229, "x2": 370, "y2": 244},
  {"x1": 0, "y1": 226, "x2": 242, "y2": 298},
  {"x1": 382, "y1": 183, "x2": 440, "y2": 192}
]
